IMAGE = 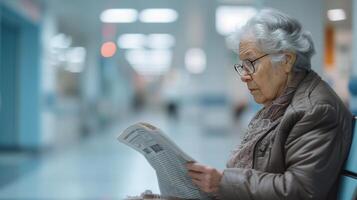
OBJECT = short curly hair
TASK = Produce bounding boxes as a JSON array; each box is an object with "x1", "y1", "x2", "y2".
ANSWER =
[{"x1": 240, "y1": 8, "x2": 316, "y2": 71}]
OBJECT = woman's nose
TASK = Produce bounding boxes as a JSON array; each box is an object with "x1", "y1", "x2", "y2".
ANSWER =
[{"x1": 240, "y1": 74, "x2": 252, "y2": 82}]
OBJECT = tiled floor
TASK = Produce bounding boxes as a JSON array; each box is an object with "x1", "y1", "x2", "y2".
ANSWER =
[{"x1": 0, "y1": 110, "x2": 245, "y2": 199}]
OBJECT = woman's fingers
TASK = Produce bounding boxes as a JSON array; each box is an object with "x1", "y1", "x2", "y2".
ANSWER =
[
  {"x1": 186, "y1": 162, "x2": 223, "y2": 193},
  {"x1": 191, "y1": 178, "x2": 218, "y2": 193},
  {"x1": 191, "y1": 178, "x2": 201, "y2": 186},
  {"x1": 187, "y1": 171, "x2": 204, "y2": 181},
  {"x1": 186, "y1": 163, "x2": 203, "y2": 171},
  {"x1": 191, "y1": 178, "x2": 208, "y2": 190}
]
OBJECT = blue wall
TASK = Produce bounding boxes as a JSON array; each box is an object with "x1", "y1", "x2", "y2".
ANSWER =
[{"x1": 0, "y1": 4, "x2": 41, "y2": 149}]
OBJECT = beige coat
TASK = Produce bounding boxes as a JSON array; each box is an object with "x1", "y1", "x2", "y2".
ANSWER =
[{"x1": 219, "y1": 71, "x2": 353, "y2": 200}]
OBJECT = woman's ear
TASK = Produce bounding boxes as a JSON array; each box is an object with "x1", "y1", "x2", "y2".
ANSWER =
[{"x1": 282, "y1": 52, "x2": 296, "y2": 73}]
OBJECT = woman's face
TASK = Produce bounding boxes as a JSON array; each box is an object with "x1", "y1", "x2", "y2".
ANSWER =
[{"x1": 238, "y1": 39, "x2": 291, "y2": 106}]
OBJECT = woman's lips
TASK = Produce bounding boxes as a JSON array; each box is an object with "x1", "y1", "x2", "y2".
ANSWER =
[{"x1": 249, "y1": 88, "x2": 258, "y2": 93}]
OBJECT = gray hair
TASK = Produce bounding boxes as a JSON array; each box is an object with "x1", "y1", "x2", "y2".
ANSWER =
[{"x1": 240, "y1": 8, "x2": 315, "y2": 71}]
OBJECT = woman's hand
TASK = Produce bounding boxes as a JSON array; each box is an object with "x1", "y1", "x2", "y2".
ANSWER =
[{"x1": 186, "y1": 162, "x2": 223, "y2": 193}]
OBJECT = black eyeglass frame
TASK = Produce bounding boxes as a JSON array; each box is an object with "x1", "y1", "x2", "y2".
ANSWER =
[{"x1": 234, "y1": 54, "x2": 270, "y2": 76}]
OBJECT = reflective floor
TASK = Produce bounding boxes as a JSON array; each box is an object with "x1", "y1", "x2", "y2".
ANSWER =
[{"x1": 0, "y1": 109, "x2": 245, "y2": 199}]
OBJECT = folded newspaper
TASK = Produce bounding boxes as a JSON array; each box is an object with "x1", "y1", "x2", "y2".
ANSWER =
[{"x1": 118, "y1": 122, "x2": 212, "y2": 199}]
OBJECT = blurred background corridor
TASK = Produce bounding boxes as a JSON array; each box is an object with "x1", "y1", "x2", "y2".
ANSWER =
[{"x1": 0, "y1": 0, "x2": 355, "y2": 199}]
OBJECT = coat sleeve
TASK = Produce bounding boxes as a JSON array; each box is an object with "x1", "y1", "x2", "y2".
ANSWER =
[{"x1": 219, "y1": 104, "x2": 350, "y2": 200}]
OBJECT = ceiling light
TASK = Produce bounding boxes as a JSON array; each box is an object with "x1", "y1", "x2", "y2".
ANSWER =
[
  {"x1": 117, "y1": 34, "x2": 146, "y2": 49},
  {"x1": 147, "y1": 34, "x2": 175, "y2": 49},
  {"x1": 126, "y1": 49, "x2": 171, "y2": 66},
  {"x1": 100, "y1": 9, "x2": 138, "y2": 23},
  {"x1": 67, "y1": 47, "x2": 86, "y2": 64},
  {"x1": 216, "y1": 6, "x2": 257, "y2": 35},
  {"x1": 185, "y1": 48, "x2": 206, "y2": 74},
  {"x1": 50, "y1": 33, "x2": 72, "y2": 49},
  {"x1": 125, "y1": 49, "x2": 172, "y2": 75},
  {"x1": 327, "y1": 9, "x2": 346, "y2": 21},
  {"x1": 139, "y1": 9, "x2": 178, "y2": 23}
]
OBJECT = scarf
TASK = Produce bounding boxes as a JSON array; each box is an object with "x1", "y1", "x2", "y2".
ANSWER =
[{"x1": 227, "y1": 71, "x2": 306, "y2": 168}]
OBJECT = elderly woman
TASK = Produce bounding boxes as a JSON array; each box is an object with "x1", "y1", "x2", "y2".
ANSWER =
[{"x1": 186, "y1": 9, "x2": 353, "y2": 200}]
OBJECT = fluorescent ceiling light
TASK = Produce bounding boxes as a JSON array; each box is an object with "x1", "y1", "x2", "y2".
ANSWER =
[
  {"x1": 185, "y1": 48, "x2": 206, "y2": 74},
  {"x1": 216, "y1": 6, "x2": 257, "y2": 35},
  {"x1": 126, "y1": 49, "x2": 171, "y2": 66},
  {"x1": 139, "y1": 9, "x2": 178, "y2": 23},
  {"x1": 100, "y1": 9, "x2": 138, "y2": 23},
  {"x1": 117, "y1": 34, "x2": 146, "y2": 49},
  {"x1": 67, "y1": 47, "x2": 86, "y2": 64},
  {"x1": 51, "y1": 33, "x2": 72, "y2": 49},
  {"x1": 327, "y1": 9, "x2": 346, "y2": 21},
  {"x1": 64, "y1": 47, "x2": 86, "y2": 73},
  {"x1": 147, "y1": 34, "x2": 175, "y2": 49},
  {"x1": 117, "y1": 33, "x2": 176, "y2": 49},
  {"x1": 125, "y1": 49, "x2": 172, "y2": 75}
]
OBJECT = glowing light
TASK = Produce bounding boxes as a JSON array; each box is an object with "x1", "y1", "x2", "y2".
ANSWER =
[
  {"x1": 63, "y1": 47, "x2": 86, "y2": 73},
  {"x1": 67, "y1": 47, "x2": 86, "y2": 63},
  {"x1": 125, "y1": 49, "x2": 172, "y2": 75},
  {"x1": 185, "y1": 48, "x2": 206, "y2": 74},
  {"x1": 216, "y1": 6, "x2": 257, "y2": 35},
  {"x1": 50, "y1": 33, "x2": 72, "y2": 49},
  {"x1": 101, "y1": 42, "x2": 117, "y2": 58},
  {"x1": 147, "y1": 34, "x2": 175, "y2": 49},
  {"x1": 66, "y1": 63, "x2": 83, "y2": 73},
  {"x1": 100, "y1": 9, "x2": 138, "y2": 23},
  {"x1": 117, "y1": 33, "x2": 176, "y2": 49},
  {"x1": 327, "y1": 9, "x2": 346, "y2": 21},
  {"x1": 117, "y1": 34, "x2": 146, "y2": 49},
  {"x1": 139, "y1": 9, "x2": 178, "y2": 23}
]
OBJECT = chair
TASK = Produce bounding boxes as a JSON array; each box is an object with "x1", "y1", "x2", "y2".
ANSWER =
[{"x1": 338, "y1": 116, "x2": 357, "y2": 200}]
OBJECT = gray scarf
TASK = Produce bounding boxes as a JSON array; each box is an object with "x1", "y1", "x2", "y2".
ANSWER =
[{"x1": 227, "y1": 71, "x2": 306, "y2": 168}]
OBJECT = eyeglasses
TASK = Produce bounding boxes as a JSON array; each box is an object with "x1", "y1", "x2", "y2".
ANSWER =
[{"x1": 234, "y1": 54, "x2": 270, "y2": 76}]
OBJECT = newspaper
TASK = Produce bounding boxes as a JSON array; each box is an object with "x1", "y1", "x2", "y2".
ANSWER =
[{"x1": 118, "y1": 122, "x2": 212, "y2": 200}]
